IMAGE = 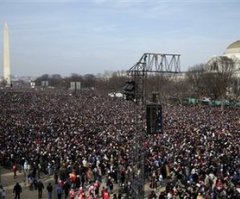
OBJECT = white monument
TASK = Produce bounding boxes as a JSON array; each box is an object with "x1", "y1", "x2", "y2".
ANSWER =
[{"x1": 3, "y1": 23, "x2": 11, "y2": 85}]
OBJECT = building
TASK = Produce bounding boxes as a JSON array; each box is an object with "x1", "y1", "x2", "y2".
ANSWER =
[
  {"x1": 206, "y1": 40, "x2": 240, "y2": 77},
  {"x1": 224, "y1": 40, "x2": 240, "y2": 59}
]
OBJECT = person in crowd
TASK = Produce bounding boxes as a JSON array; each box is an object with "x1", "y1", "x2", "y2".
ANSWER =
[
  {"x1": 102, "y1": 187, "x2": 110, "y2": 199},
  {"x1": 69, "y1": 188, "x2": 75, "y2": 199},
  {"x1": 13, "y1": 182, "x2": 22, "y2": 199},
  {"x1": 148, "y1": 190, "x2": 157, "y2": 199},
  {"x1": 12, "y1": 163, "x2": 17, "y2": 178},
  {"x1": 47, "y1": 182, "x2": 53, "y2": 199},
  {"x1": 2, "y1": 187, "x2": 6, "y2": 199},
  {"x1": 37, "y1": 180, "x2": 44, "y2": 199},
  {"x1": 56, "y1": 184, "x2": 63, "y2": 199},
  {"x1": 77, "y1": 187, "x2": 85, "y2": 199},
  {"x1": 0, "y1": 185, "x2": 3, "y2": 199}
]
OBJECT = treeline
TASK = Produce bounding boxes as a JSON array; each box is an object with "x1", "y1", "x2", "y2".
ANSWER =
[
  {"x1": 33, "y1": 56, "x2": 239, "y2": 101},
  {"x1": 185, "y1": 56, "x2": 240, "y2": 100},
  {"x1": 34, "y1": 71, "x2": 129, "y2": 94}
]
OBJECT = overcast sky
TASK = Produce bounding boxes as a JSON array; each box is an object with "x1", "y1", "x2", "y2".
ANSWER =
[{"x1": 0, "y1": 0, "x2": 240, "y2": 77}]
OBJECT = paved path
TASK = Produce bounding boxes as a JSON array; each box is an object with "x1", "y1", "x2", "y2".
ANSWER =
[
  {"x1": 0, "y1": 167, "x2": 165, "y2": 198},
  {"x1": 1, "y1": 166, "x2": 52, "y2": 199}
]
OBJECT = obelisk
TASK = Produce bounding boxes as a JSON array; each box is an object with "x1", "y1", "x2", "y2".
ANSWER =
[{"x1": 3, "y1": 23, "x2": 11, "y2": 85}]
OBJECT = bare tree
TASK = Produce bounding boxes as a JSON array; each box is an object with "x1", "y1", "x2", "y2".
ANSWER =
[
  {"x1": 205, "y1": 56, "x2": 236, "y2": 108},
  {"x1": 231, "y1": 77, "x2": 240, "y2": 100},
  {"x1": 34, "y1": 74, "x2": 50, "y2": 86},
  {"x1": 186, "y1": 64, "x2": 205, "y2": 98},
  {"x1": 107, "y1": 71, "x2": 128, "y2": 93},
  {"x1": 83, "y1": 74, "x2": 96, "y2": 88}
]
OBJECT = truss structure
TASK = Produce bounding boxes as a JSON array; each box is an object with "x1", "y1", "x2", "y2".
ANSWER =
[
  {"x1": 126, "y1": 53, "x2": 181, "y2": 198},
  {"x1": 128, "y1": 53, "x2": 180, "y2": 74},
  {"x1": 127, "y1": 53, "x2": 181, "y2": 102}
]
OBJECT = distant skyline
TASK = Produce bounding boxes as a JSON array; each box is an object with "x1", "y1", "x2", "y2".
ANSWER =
[{"x1": 0, "y1": 0, "x2": 240, "y2": 77}]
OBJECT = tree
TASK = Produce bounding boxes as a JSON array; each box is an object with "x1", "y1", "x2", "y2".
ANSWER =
[
  {"x1": 64, "y1": 74, "x2": 83, "y2": 89},
  {"x1": 231, "y1": 77, "x2": 240, "y2": 100},
  {"x1": 34, "y1": 74, "x2": 50, "y2": 86},
  {"x1": 83, "y1": 74, "x2": 96, "y2": 88},
  {"x1": 205, "y1": 56, "x2": 235, "y2": 101},
  {"x1": 108, "y1": 71, "x2": 128, "y2": 93},
  {"x1": 145, "y1": 74, "x2": 174, "y2": 102},
  {"x1": 186, "y1": 64, "x2": 205, "y2": 98},
  {"x1": 50, "y1": 74, "x2": 63, "y2": 88},
  {"x1": 0, "y1": 79, "x2": 8, "y2": 87}
]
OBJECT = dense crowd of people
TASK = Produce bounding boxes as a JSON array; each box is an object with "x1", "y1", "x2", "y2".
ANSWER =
[{"x1": 0, "y1": 89, "x2": 239, "y2": 199}]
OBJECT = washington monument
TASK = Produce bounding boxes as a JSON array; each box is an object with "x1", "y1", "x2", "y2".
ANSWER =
[{"x1": 3, "y1": 23, "x2": 11, "y2": 85}]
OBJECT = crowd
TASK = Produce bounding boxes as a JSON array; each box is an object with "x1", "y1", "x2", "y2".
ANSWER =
[
  {"x1": 146, "y1": 105, "x2": 240, "y2": 199},
  {"x1": 0, "y1": 90, "x2": 239, "y2": 199}
]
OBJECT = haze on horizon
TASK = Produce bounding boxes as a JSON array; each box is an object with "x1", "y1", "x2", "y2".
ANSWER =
[{"x1": 0, "y1": 0, "x2": 240, "y2": 77}]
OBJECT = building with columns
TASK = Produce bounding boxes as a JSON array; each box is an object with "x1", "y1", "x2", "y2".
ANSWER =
[{"x1": 206, "y1": 40, "x2": 240, "y2": 78}]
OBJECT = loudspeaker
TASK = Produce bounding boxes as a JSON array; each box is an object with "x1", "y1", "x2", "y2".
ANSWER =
[
  {"x1": 123, "y1": 80, "x2": 135, "y2": 101},
  {"x1": 146, "y1": 104, "x2": 163, "y2": 134}
]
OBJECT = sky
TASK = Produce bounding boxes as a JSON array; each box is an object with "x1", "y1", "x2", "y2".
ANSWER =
[{"x1": 0, "y1": 0, "x2": 240, "y2": 77}]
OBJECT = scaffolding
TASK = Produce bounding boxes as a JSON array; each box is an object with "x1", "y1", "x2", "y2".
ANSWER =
[{"x1": 126, "y1": 53, "x2": 181, "y2": 198}]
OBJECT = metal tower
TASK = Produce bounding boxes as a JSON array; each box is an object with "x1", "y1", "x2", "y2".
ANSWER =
[
  {"x1": 126, "y1": 53, "x2": 180, "y2": 198},
  {"x1": 128, "y1": 53, "x2": 180, "y2": 103}
]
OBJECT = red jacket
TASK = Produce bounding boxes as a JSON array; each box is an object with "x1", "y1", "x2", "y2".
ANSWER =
[
  {"x1": 69, "y1": 189, "x2": 75, "y2": 199},
  {"x1": 102, "y1": 190, "x2": 109, "y2": 199}
]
